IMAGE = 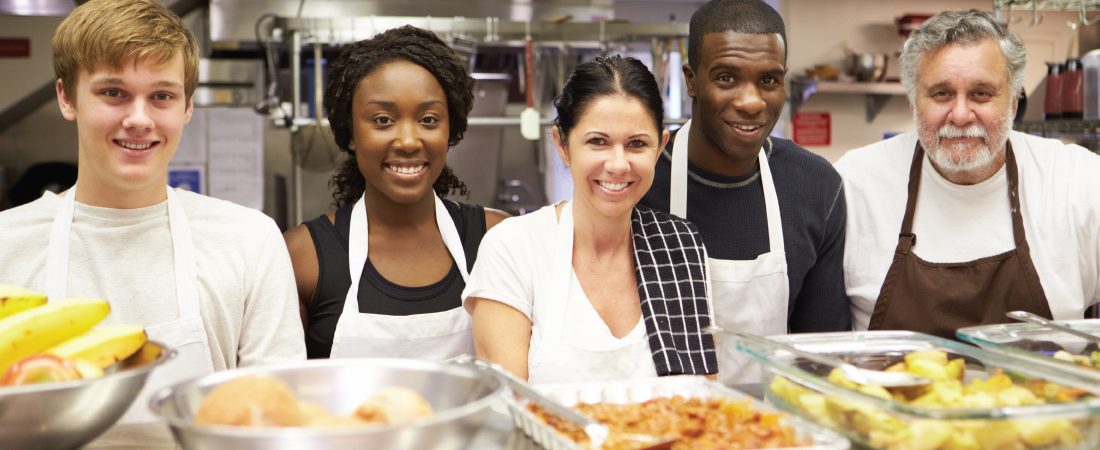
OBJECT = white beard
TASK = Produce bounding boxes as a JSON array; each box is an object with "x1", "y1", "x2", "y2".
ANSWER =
[{"x1": 916, "y1": 107, "x2": 1013, "y2": 177}]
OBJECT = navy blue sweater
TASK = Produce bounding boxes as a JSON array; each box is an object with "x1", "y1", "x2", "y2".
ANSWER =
[{"x1": 640, "y1": 135, "x2": 851, "y2": 332}]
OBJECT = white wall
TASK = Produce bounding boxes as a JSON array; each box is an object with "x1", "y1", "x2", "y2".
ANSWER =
[
  {"x1": 0, "y1": 15, "x2": 74, "y2": 204},
  {"x1": 0, "y1": 16, "x2": 60, "y2": 111}
]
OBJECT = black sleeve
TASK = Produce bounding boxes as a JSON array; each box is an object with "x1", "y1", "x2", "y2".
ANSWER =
[{"x1": 788, "y1": 182, "x2": 852, "y2": 332}]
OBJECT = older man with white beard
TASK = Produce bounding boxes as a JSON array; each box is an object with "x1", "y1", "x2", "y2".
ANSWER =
[{"x1": 835, "y1": 9, "x2": 1100, "y2": 339}]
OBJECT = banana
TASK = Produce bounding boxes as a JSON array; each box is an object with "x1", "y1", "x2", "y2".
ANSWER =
[
  {"x1": 46, "y1": 324, "x2": 146, "y2": 369},
  {"x1": 0, "y1": 298, "x2": 110, "y2": 374},
  {"x1": 0, "y1": 284, "x2": 47, "y2": 320}
]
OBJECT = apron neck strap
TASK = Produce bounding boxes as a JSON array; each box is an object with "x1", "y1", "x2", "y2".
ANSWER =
[
  {"x1": 43, "y1": 185, "x2": 200, "y2": 318},
  {"x1": 1003, "y1": 141, "x2": 1031, "y2": 255},
  {"x1": 900, "y1": 140, "x2": 1027, "y2": 254},
  {"x1": 346, "y1": 193, "x2": 470, "y2": 301}
]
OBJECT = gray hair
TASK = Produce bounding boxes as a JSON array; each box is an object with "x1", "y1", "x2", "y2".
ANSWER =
[{"x1": 900, "y1": 9, "x2": 1026, "y2": 104}]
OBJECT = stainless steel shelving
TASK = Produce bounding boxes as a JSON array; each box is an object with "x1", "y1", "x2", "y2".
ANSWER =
[{"x1": 272, "y1": 15, "x2": 690, "y2": 225}]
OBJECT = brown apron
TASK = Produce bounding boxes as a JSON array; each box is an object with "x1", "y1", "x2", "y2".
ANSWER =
[{"x1": 868, "y1": 142, "x2": 1053, "y2": 340}]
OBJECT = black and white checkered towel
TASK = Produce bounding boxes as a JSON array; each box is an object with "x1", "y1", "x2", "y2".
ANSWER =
[{"x1": 631, "y1": 206, "x2": 718, "y2": 376}]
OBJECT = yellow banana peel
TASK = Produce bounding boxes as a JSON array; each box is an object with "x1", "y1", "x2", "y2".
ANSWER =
[
  {"x1": 46, "y1": 324, "x2": 146, "y2": 369},
  {"x1": 0, "y1": 284, "x2": 47, "y2": 320},
  {"x1": 0, "y1": 298, "x2": 110, "y2": 374}
]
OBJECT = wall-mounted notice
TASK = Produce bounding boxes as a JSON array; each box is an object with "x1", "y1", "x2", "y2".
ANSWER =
[
  {"x1": 207, "y1": 108, "x2": 264, "y2": 210},
  {"x1": 792, "y1": 111, "x2": 831, "y2": 147}
]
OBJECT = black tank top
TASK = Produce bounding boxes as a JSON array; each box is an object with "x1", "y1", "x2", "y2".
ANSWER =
[{"x1": 302, "y1": 200, "x2": 486, "y2": 358}]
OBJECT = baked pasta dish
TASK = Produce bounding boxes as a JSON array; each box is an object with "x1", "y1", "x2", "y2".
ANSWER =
[{"x1": 530, "y1": 395, "x2": 806, "y2": 449}]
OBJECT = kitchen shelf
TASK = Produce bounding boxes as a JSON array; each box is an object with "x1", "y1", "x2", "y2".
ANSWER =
[{"x1": 789, "y1": 77, "x2": 907, "y2": 122}]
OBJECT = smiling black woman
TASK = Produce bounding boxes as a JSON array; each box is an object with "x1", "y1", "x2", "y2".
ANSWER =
[{"x1": 283, "y1": 26, "x2": 508, "y2": 361}]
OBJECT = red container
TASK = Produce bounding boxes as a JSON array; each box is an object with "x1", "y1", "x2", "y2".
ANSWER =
[
  {"x1": 1061, "y1": 58, "x2": 1083, "y2": 119},
  {"x1": 896, "y1": 14, "x2": 932, "y2": 37},
  {"x1": 1045, "y1": 62, "x2": 1064, "y2": 120}
]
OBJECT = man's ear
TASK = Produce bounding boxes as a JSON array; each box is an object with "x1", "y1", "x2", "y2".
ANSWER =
[
  {"x1": 183, "y1": 96, "x2": 194, "y2": 124},
  {"x1": 551, "y1": 126, "x2": 569, "y2": 167},
  {"x1": 682, "y1": 62, "x2": 696, "y2": 98},
  {"x1": 56, "y1": 79, "x2": 77, "y2": 121}
]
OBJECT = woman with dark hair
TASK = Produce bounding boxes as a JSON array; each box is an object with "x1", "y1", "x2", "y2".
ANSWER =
[
  {"x1": 464, "y1": 55, "x2": 718, "y2": 382},
  {"x1": 284, "y1": 25, "x2": 507, "y2": 359}
]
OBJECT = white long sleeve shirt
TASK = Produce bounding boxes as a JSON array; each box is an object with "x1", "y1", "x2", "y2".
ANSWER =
[{"x1": 836, "y1": 131, "x2": 1100, "y2": 330}]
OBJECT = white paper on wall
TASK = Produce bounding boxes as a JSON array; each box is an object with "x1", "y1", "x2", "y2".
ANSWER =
[{"x1": 206, "y1": 107, "x2": 264, "y2": 210}]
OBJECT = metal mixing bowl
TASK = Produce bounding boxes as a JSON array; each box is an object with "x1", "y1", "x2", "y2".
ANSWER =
[
  {"x1": 149, "y1": 358, "x2": 505, "y2": 450},
  {"x1": 0, "y1": 340, "x2": 174, "y2": 450}
]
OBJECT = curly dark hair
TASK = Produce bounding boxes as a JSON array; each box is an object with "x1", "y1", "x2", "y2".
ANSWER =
[{"x1": 325, "y1": 25, "x2": 474, "y2": 208}]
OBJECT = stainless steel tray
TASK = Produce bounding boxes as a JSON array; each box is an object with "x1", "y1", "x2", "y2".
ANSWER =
[{"x1": 506, "y1": 375, "x2": 850, "y2": 450}]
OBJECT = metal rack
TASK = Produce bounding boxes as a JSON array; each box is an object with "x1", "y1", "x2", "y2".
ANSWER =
[
  {"x1": 995, "y1": 0, "x2": 1100, "y2": 12},
  {"x1": 994, "y1": 0, "x2": 1100, "y2": 26},
  {"x1": 271, "y1": 15, "x2": 690, "y2": 225},
  {"x1": 274, "y1": 16, "x2": 688, "y2": 47}
]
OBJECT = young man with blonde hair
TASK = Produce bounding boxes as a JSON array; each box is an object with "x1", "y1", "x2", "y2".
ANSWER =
[{"x1": 0, "y1": 0, "x2": 305, "y2": 446}]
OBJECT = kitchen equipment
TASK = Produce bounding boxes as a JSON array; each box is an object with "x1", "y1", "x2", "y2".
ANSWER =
[
  {"x1": 739, "y1": 331, "x2": 1100, "y2": 450},
  {"x1": 1007, "y1": 310, "x2": 1100, "y2": 345},
  {"x1": 895, "y1": 14, "x2": 932, "y2": 37},
  {"x1": 1045, "y1": 62, "x2": 1065, "y2": 120},
  {"x1": 849, "y1": 53, "x2": 888, "y2": 82},
  {"x1": 1081, "y1": 49, "x2": 1100, "y2": 119},
  {"x1": 149, "y1": 358, "x2": 503, "y2": 450},
  {"x1": 507, "y1": 375, "x2": 850, "y2": 450},
  {"x1": 1063, "y1": 58, "x2": 1085, "y2": 119},
  {"x1": 0, "y1": 340, "x2": 174, "y2": 450},
  {"x1": 958, "y1": 317, "x2": 1100, "y2": 384},
  {"x1": 519, "y1": 23, "x2": 540, "y2": 141},
  {"x1": 707, "y1": 326, "x2": 931, "y2": 388}
]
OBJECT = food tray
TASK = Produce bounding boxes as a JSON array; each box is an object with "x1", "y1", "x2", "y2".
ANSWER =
[
  {"x1": 506, "y1": 375, "x2": 850, "y2": 450},
  {"x1": 957, "y1": 319, "x2": 1100, "y2": 384},
  {"x1": 737, "y1": 331, "x2": 1100, "y2": 450}
]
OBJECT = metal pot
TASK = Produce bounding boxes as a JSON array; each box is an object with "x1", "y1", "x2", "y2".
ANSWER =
[
  {"x1": 849, "y1": 53, "x2": 889, "y2": 82},
  {"x1": 149, "y1": 358, "x2": 504, "y2": 450}
]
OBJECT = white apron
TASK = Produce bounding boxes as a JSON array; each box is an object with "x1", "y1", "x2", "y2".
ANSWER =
[
  {"x1": 329, "y1": 194, "x2": 473, "y2": 360},
  {"x1": 44, "y1": 185, "x2": 214, "y2": 427},
  {"x1": 670, "y1": 120, "x2": 789, "y2": 385},
  {"x1": 527, "y1": 202, "x2": 658, "y2": 384}
]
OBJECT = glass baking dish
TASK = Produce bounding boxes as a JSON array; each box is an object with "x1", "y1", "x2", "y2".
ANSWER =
[
  {"x1": 736, "y1": 330, "x2": 1100, "y2": 450},
  {"x1": 507, "y1": 375, "x2": 850, "y2": 450},
  {"x1": 957, "y1": 319, "x2": 1100, "y2": 384}
]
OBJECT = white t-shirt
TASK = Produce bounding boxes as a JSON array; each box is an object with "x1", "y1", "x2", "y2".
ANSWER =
[
  {"x1": 462, "y1": 204, "x2": 657, "y2": 383},
  {"x1": 836, "y1": 131, "x2": 1100, "y2": 330}
]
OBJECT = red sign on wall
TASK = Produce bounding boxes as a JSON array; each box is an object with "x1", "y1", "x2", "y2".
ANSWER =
[
  {"x1": 0, "y1": 38, "x2": 30, "y2": 58},
  {"x1": 792, "y1": 111, "x2": 831, "y2": 147}
]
